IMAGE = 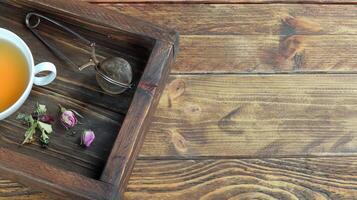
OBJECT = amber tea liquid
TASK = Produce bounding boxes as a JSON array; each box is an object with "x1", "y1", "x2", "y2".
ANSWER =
[{"x1": 0, "y1": 39, "x2": 29, "y2": 112}]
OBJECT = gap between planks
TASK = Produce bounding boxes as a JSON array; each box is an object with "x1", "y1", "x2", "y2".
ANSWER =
[
  {"x1": 137, "y1": 154, "x2": 357, "y2": 160},
  {"x1": 83, "y1": 0, "x2": 357, "y2": 5}
]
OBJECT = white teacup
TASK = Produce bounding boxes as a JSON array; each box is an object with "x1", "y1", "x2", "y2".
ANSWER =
[{"x1": 0, "y1": 28, "x2": 57, "y2": 120}]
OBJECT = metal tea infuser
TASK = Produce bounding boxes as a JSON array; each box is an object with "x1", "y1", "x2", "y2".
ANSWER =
[{"x1": 25, "y1": 12, "x2": 133, "y2": 94}]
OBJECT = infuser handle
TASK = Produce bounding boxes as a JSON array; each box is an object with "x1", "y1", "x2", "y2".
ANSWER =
[
  {"x1": 25, "y1": 12, "x2": 97, "y2": 69},
  {"x1": 26, "y1": 12, "x2": 91, "y2": 45}
]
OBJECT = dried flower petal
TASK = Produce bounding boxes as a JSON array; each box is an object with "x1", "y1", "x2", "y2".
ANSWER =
[
  {"x1": 58, "y1": 105, "x2": 82, "y2": 129},
  {"x1": 60, "y1": 110, "x2": 78, "y2": 129},
  {"x1": 81, "y1": 130, "x2": 95, "y2": 147},
  {"x1": 38, "y1": 115, "x2": 54, "y2": 124}
]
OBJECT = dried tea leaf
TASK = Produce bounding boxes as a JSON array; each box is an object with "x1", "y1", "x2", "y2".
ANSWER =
[
  {"x1": 38, "y1": 121, "x2": 53, "y2": 134},
  {"x1": 22, "y1": 122, "x2": 37, "y2": 145},
  {"x1": 35, "y1": 103, "x2": 47, "y2": 115}
]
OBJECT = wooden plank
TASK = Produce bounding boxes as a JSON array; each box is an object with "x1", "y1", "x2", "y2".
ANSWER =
[
  {"x1": 139, "y1": 74, "x2": 357, "y2": 158},
  {"x1": 84, "y1": 0, "x2": 357, "y2": 4},
  {"x1": 98, "y1": 4, "x2": 357, "y2": 73},
  {"x1": 130, "y1": 158, "x2": 357, "y2": 199},
  {"x1": 174, "y1": 35, "x2": 357, "y2": 73},
  {"x1": 96, "y1": 4, "x2": 357, "y2": 73},
  {"x1": 100, "y1": 4, "x2": 357, "y2": 35},
  {"x1": 126, "y1": 158, "x2": 357, "y2": 200},
  {"x1": 0, "y1": 181, "x2": 54, "y2": 200},
  {"x1": 3, "y1": 157, "x2": 357, "y2": 199},
  {"x1": 0, "y1": 178, "x2": 45, "y2": 200}
]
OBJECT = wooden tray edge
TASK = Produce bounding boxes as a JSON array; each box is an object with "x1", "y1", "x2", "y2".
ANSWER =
[
  {"x1": 0, "y1": 147, "x2": 113, "y2": 200},
  {"x1": 100, "y1": 40, "x2": 176, "y2": 199}
]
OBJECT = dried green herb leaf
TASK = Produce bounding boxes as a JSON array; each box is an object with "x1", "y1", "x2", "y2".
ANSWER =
[
  {"x1": 37, "y1": 121, "x2": 53, "y2": 134},
  {"x1": 36, "y1": 104, "x2": 47, "y2": 115},
  {"x1": 17, "y1": 113, "x2": 34, "y2": 124},
  {"x1": 18, "y1": 104, "x2": 53, "y2": 147},
  {"x1": 40, "y1": 129, "x2": 50, "y2": 147},
  {"x1": 37, "y1": 121, "x2": 53, "y2": 148},
  {"x1": 22, "y1": 122, "x2": 37, "y2": 145},
  {"x1": 16, "y1": 113, "x2": 27, "y2": 121}
]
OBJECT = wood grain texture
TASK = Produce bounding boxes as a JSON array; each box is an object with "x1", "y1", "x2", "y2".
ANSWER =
[
  {"x1": 101, "y1": 3, "x2": 357, "y2": 73},
  {"x1": 2, "y1": 0, "x2": 357, "y2": 199},
  {"x1": 126, "y1": 158, "x2": 357, "y2": 200},
  {"x1": 101, "y1": 41, "x2": 175, "y2": 200},
  {"x1": 139, "y1": 74, "x2": 357, "y2": 158},
  {"x1": 0, "y1": 178, "x2": 42, "y2": 199},
  {"x1": 174, "y1": 35, "x2": 357, "y2": 73},
  {"x1": 0, "y1": 180, "x2": 54, "y2": 200},
  {"x1": 3, "y1": 157, "x2": 357, "y2": 200},
  {"x1": 84, "y1": 0, "x2": 357, "y2": 4},
  {"x1": 102, "y1": 4, "x2": 357, "y2": 35},
  {"x1": 0, "y1": 148, "x2": 112, "y2": 200},
  {"x1": 6, "y1": 73, "x2": 357, "y2": 198}
]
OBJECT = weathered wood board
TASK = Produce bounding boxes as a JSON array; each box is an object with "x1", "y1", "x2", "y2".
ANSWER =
[
  {"x1": 141, "y1": 75, "x2": 357, "y2": 158},
  {"x1": 0, "y1": 0, "x2": 178, "y2": 199},
  {"x1": 2, "y1": 1, "x2": 357, "y2": 200}
]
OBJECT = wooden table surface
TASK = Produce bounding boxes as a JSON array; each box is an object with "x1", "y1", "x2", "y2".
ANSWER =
[{"x1": 2, "y1": 0, "x2": 357, "y2": 199}]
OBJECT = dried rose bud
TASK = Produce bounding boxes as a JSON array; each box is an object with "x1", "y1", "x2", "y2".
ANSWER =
[
  {"x1": 60, "y1": 110, "x2": 78, "y2": 129},
  {"x1": 81, "y1": 130, "x2": 95, "y2": 147},
  {"x1": 38, "y1": 115, "x2": 54, "y2": 124},
  {"x1": 59, "y1": 105, "x2": 82, "y2": 129}
]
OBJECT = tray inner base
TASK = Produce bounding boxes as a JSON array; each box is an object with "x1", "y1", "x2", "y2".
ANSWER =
[{"x1": 0, "y1": 2, "x2": 152, "y2": 179}]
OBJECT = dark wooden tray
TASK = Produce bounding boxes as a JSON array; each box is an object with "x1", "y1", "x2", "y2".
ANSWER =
[{"x1": 0, "y1": 0, "x2": 178, "y2": 199}]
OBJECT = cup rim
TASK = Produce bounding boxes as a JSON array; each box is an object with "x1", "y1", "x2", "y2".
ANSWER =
[{"x1": 0, "y1": 28, "x2": 35, "y2": 120}]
